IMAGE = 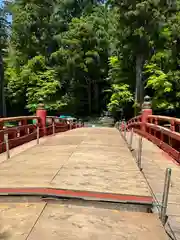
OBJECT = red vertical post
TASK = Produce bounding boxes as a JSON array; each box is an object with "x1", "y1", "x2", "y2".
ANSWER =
[
  {"x1": 169, "y1": 119, "x2": 175, "y2": 147},
  {"x1": 0, "y1": 121, "x2": 3, "y2": 130},
  {"x1": 170, "y1": 120, "x2": 175, "y2": 131},
  {"x1": 141, "y1": 109, "x2": 152, "y2": 132},
  {"x1": 141, "y1": 96, "x2": 152, "y2": 132},
  {"x1": 20, "y1": 119, "x2": 28, "y2": 136},
  {"x1": 36, "y1": 103, "x2": 47, "y2": 136}
]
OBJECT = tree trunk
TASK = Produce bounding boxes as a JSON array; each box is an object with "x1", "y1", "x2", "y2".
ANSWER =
[
  {"x1": 0, "y1": 54, "x2": 6, "y2": 117},
  {"x1": 94, "y1": 83, "x2": 99, "y2": 113},
  {"x1": 87, "y1": 81, "x2": 91, "y2": 115},
  {"x1": 135, "y1": 54, "x2": 144, "y2": 115}
]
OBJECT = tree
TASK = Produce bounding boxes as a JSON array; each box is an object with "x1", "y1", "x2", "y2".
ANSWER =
[
  {"x1": 5, "y1": 1, "x2": 111, "y2": 116},
  {"x1": 9, "y1": 0, "x2": 58, "y2": 62},
  {"x1": 109, "y1": 0, "x2": 171, "y2": 114},
  {"x1": 105, "y1": 56, "x2": 133, "y2": 118},
  {"x1": 5, "y1": 0, "x2": 180, "y2": 119},
  {"x1": 144, "y1": 7, "x2": 180, "y2": 113},
  {"x1": 0, "y1": 5, "x2": 9, "y2": 116},
  {"x1": 107, "y1": 84, "x2": 133, "y2": 118},
  {"x1": 51, "y1": 6, "x2": 109, "y2": 115},
  {"x1": 6, "y1": 55, "x2": 62, "y2": 113},
  {"x1": 9, "y1": 0, "x2": 103, "y2": 62}
]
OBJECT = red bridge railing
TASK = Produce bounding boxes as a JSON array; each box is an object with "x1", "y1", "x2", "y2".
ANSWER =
[
  {"x1": 0, "y1": 114, "x2": 83, "y2": 154},
  {"x1": 126, "y1": 111, "x2": 180, "y2": 163}
]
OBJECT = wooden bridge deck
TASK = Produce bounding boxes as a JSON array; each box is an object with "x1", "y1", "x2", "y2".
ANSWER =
[
  {"x1": 0, "y1": 128, "x2": 150, "y2": 196},
  {"x1": 127, "y1": 131, "x2": 180, "y2": 240},
  {"x1": 0, "y1": 127, "x2": 170, "y2": 239},
  {"x1": 0, "y1": 197, "x2": 167, "y2": 240}
]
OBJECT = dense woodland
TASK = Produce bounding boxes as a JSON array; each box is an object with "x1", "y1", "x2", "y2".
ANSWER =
[{"x1": 0, "y1": 0, "x2": 180, "y2": 119}]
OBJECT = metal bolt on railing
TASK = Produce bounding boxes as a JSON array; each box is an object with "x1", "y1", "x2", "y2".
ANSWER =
[
  {"x1": 4, "y1": 133, "x2": 10, "y2": 160},
  {"x1": 160, "y1": 168, "x2": 171, "y2": 226},
  {"x1": 137, "y1": 136, "x2": 142, "y2": 171}
]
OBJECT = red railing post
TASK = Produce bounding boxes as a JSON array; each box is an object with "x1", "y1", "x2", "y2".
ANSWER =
[
  {"x1": 36, "y1": 103, "x2": 47, "y2": 136},
  {"x1": 141, "y1": 96, "x2": 152, "y2": 132},
  {"x1": 20, "y1": 119, "x2": 28, "y2": 136},
  {"x1": 170, "y1": 120, "x2": 175, "y2": 131},
  {"x1": 169, "y1": 119, "x2": 175, "y2": 147},
  {"x1": 155, "y1": 118, "x2": 158, "y2": 125},
  {"x1": 141, "y1": 108, "x2": 152, "y2": 132}
]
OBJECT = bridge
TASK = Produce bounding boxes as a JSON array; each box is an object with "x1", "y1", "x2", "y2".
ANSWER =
[{"x1": 0, "y1": 103, "x2": 179, "y2": 239}]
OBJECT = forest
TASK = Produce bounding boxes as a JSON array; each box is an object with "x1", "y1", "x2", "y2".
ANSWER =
[{"x1": 0, "y1": 0, "x2": 180, "y2": 119}]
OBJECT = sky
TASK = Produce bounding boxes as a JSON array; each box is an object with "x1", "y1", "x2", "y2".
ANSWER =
[{"x1": 0, "y1": 0, "x2": 12, "y2": 23}]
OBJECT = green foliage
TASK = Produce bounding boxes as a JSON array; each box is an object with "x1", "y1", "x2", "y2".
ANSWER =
[
  {"x1": 145, "y1": 64, "x2": 171, "y2": 92},
  {"x1": 107, "y1": 84, "x2": 133, "y2": 115},
  {"x1": 142, "y1": 7, "x2": 180, "y2": 112},
  {"x1": 51, "y1": 7, "x2": 110, "y2": 114},
  {"x1": 144, "y1": 63, "x2": 173, "y2": 110},
  {"x1": 6, "y1": 56, "x2": 61, "y2": 112},
  {"x1": 3, "y1": 0, "x2": 180, "y2": 118},
  {"x1": 5, "y1": 1, "x2": 111, "y2": 116},
  {"x1": 0, "y1": 5, "x2": 9, "y2": 53},
  {"x1": 108, "y1": 56, "x2": 121, "y2": 83}
]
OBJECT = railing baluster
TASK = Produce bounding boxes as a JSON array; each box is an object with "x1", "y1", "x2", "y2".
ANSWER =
[
  {"x1": 129, "y1": 128, "x2": 134, "y2": 150},
  {"x1": 53, "y1": 121, "x2": 55, "y2": 135},
  {"x1": 170, "y1": 120, "x2": 175, "y2": 131},
  {"x1": 4, "y1": 133, "x2": 10, "y2": 160},
  {"x1": 160, "y1": 168, "x2": 171, "y2": 226},
  {"x1": 137, "y1": 135, "x2": 142, "y2": 171},
  {"x1": 37, "y1": 125, "x2": 40, "y2": 144}
]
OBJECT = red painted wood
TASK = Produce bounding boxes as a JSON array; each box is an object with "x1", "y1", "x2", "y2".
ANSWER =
[
  {"x1": 127, "y1": 114, "x2": 180, "y2": 164},
  {"x1": 0, "y1": 115, "x2": 83, "y2": 154},
  {"x1": 36, "y1": 108, "x2": 47, "y2": 136},
  {"x1": 0, "y1": 187, "x2": 153, "y2": 204}
]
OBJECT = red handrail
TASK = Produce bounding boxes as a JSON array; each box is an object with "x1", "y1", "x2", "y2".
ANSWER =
[
  {"x1": 0, "y1": 116, "x2": 84, "y2": 154},
  {"x1": 126, "y1": 114, "x2": 180, "y2": 163}
]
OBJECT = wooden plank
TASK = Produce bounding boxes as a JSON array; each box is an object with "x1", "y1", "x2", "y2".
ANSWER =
[
  {"x1": 28, "y1": 201, "x2": 168, "y2": 240},
  {"x1": 0, "y1": 128, "x2": 151, "y2": 199},
  {"x1": 0, "y1": 187, "x2": 153, "y2": 204},
  {"x1": 0, "y1": 198, "x2": 168, "y2": 240},
  {"x1": 128, "y1": 132, "x2": 180, "y2": 240}
]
